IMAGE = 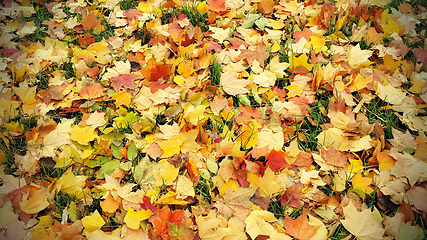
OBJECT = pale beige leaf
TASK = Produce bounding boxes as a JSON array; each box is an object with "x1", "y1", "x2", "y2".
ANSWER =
[
  {"x1": 341, "y1": 201, "x2": 385, "y2": 240},
  {"x1": 348, "y1": 44, "x2": 372, "y2": 68},
  {"x1": 220, "y1": 71, "x2": 249, "y2": 96}
]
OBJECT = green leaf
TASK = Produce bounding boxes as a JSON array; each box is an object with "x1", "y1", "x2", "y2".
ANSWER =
[
  {"x1": 168, "y1": 222, "x2": 195, "y2": 240},
  {"x1": 238, "y1": 94, "x2": 251, "y2": 106},
  {"x1": 121, "y1": 161, "x2": 132, "y2": 171},
  {"x1": 111, "y1": 144, "x2": 122, "y2": 159},
  {"x1": 68, "y1": 201, "x2": 81, "y2": 222},
  {"x1": 251, "y1": 90, "x2": 263, "y2": 105},
  {"x1": 127, "y1": 140, "x2": 137, "y2": 161},
  {"x1": 134, "y1": 157, "x2": 159, "y2": 187},
  {"x1": 97, "y1": 159, "x2": 120, "y2": 179},
  {"x1": 206, "y1": 159, "x2": 218, "y2": 174},
  {"x1": 242, "y1": 13, "x2": 260, "y2": 29},
  {"x1": 255, "y1": 17, "x2": 269, "y2": 31}
]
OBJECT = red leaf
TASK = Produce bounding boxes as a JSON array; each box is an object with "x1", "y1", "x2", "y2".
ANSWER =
[
  {"x1": 266, "y1": 149, "x2": 291, "y2": 172},
  {"x1": 110, "y1": 73, "x2": 139, "y2": 91},
  {"x1": 294, "y1": 28, "x2": 313, "y2": 43},
  {"x1": 235, "y1": 107, "x2": 264, "y2": 125},
  {"x1": 292, "y1": 151, "x2": 313, "y2": 168},
  {"x1": 204, "y1": 40, "x2": 223, "y2": 53},
  {"x1": 280, "y1": 183, "x2": 304, "y2": 208},
  {"x1": 227, "y1": 38, "x2": 248, "y2": 50},
  {"x1": 140, "y1": 196, "x2": 159, "y2": 222}
]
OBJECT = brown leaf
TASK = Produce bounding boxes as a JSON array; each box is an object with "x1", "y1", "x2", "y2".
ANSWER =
[{"x1": 320, "y1": 147, "x2": 348, "y2": 168}]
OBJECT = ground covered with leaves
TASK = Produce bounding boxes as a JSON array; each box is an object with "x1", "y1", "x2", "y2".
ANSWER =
[{"x1": 0, "y1": 0, "x2": 427, "y2": 239}]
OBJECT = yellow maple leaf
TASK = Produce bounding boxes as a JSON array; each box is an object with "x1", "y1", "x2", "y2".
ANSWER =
[
  {"x1": 158, "y1": 135, "x2": 183, "y2": 158},
  {"x1": 55, "y1": 168, "x2": 87, "y2": 199},
  {"x1": 111, "y1": 91, "x2": 132, "y2": 108},
  {"x1": 348, "y1": 159, "x2": 364, "y2": 174},
  {"x1": 4, "y1": 121, "x2": 23, "y2": 135},
  {"x1": 176, "y1": 175, "x2": 195, "y2": 198},
  {"x1": 70, "y1": 125, "x2": 98, "y2": 145},
  {"x1": 351, "y1": 172, "x2": 374, "y2": 198},
  {"x1": 256, "y1": 128, "x2": 284, "y2": 150},
  {"x1": 245, "y1": 210, "x2": 277, "y2": 239},
  {"x1": 305, "y1": 34, "x2": 327, "y2": 53},
  {"x1": 247, "y1": 167, "x2": 280, "y2": 197},
  {"x1": 238, "y1": 121, "x2": 261, "y2": 149},
  {"x1": 196, "y1": 1, "x2": 210, "y2": 14},
  {"x1": 153, "y1": 161, "x2": 179, "y2": 186},
  {"x1": 19, "y1": 189, "x2": 50, "y2": 214},
  {"x1": 285, "y1": 84, "x2": 303, "y2": 98},
  {"x1": 183, "y1": 103, "x2": 208, "y2": 126},
  {"x1": 123, "y1": 207, "x2": 154, "y2": 230},
  {"x1": 289, "y1": 53, "x2": 313, "y2": 71},
  {"x1": 155, "y1": 190, "x2": 188, "y2": 205},
  {"x1": 82, "y1": 210, "x2": 105, "y2": 232},
  {"x1": 180, "y1": 129, "x2": 202, "y2": 154}
]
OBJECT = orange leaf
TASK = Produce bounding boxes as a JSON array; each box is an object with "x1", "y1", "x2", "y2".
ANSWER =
[
  {"x1": 207, "y1": 0, "x2": 228, "y2": 12},
  {"x1": 81, "y1": 12, "x2": 99, "y2": 31},
  {"x1": 78, "y1": 32, "x2": 95, "y2": 46},
  {"x1": 141, "y1": 58, "x2": 171, "y2": 82},
  {"x1": 283, "y1": 214, "x2": 316, "y2": 240},
  {"x1": 152, "y1": 205, "x2": 185, "y2": 240},
  {"x1": 259, "y1": 0, "x2": 274, "y2": 15},
  {"x1": 80, "y1": 83, "x2": 106, "y2": 100}
]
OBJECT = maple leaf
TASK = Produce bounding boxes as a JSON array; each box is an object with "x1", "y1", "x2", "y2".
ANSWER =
[
  {"x1": 320, "y1": 147, "x2": 348, "y2": 168},
  {"x1": 70, "y1": 125, "x2": 98, "y2": 145},
  {"x1": 141, "y1": 58, "x2": 171, "y2": 82},
  {"x1": 80, "y1": 83, "x2": 106, "y2": 100},
  {"x1": 283, "y1": 214, "x2": 316, "y2": 240},
  {"x1": 111, "y1": 91, "x2": 132, "y2": 108},
  {"x1": 266, "y1": 149, "x2": 291, "y2": 172},
  {"x1": 214, "y1": 187, "x2": 256, "y2": 219},
  {"x1": 207, "y1": 0, "x2": 228, "y2": 12},
  {"x1": 110, "y1": 73, "x2": 139, "y2": 91},
  {"x1": 220, "y1": 71, "x2": 249, "y2": 96},
  {"x1": 78, "y1": 32, "x2": 95, "y2": 46},
  {"x1": 348, "y1": 44, "x2": 373, "y2": 68},
  {"x1": 280, "y1": 183, "x2": 304, "y2": 208},
  {"x1": 245, "y1": 210, "x2": 277, "y2": 239},
  {"x1": 124, "y1": 207, "x2": 154, "y2": 230},
  {"x1": 82, "y1": 210, "x2": 105, "y2": 232},
  {"x1": 247, "y1": 167, "x2": 281, "y2": 197},
  {"x1": 19, "y1": 188, "x2": 50, "y2": 214},
  {"x1": 341, "y1": 201, "x2": 385, "y2": 240},
  {"x1": 81, "y1": 12, "x2": 99, "y2": 31},
  {"x1": 152, "y1": 205, "x2": 185, "y2": 239}
]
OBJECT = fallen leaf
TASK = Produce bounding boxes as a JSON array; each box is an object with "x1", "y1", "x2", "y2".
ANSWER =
[{"x1": 341, "y1": 201, "x2": 385, "y2": 240}]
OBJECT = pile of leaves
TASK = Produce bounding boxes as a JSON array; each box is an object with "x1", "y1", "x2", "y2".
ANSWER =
[{"x1": 0, "y1": 0, "x2": 426, "y2": 239}]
